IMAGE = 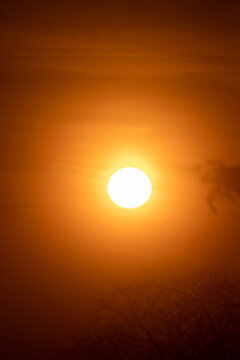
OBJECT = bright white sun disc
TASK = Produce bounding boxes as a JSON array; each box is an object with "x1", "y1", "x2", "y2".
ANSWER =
[{"x1": 108, "y1": 167, "x2": 152, "y2": 209}]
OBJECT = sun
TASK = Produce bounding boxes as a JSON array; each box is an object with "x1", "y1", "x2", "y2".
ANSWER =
[{"x1": 108, "y1": 167, "x2": 152, "y2": 209}]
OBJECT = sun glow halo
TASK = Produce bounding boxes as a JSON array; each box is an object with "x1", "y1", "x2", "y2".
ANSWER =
[{"x1": 108, "y1": 167, "x2": 152, "y2": 209}]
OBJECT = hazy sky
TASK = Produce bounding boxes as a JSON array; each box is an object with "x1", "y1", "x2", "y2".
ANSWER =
[{"x1": 1, "y1": 1, "x2": 240, "y2": 359}]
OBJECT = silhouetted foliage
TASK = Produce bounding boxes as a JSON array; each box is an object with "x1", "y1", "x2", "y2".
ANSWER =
[
  {"x1": 64, "y1": 275, "x2": 240, "y2": 359},
  {"x1": 198, "y1": 160, "x2": 240, "y2": 212}
]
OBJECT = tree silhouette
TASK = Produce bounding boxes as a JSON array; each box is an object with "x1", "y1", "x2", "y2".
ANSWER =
[
  {"x1": 198, "y1": 160, "x2": 240, "y2": 212},
  {"x1": 64, "y1": 275, "x2": 240, "y2": 359}
]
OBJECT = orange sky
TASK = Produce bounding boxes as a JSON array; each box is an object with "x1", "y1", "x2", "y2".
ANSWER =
[{"x1": 1, "y1": 1, "x2": 240, "y2": 359}]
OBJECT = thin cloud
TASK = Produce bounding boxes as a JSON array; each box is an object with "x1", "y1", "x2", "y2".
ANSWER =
[{"x1": 1, "y1": 27, "x2": 240, "y2": 78}]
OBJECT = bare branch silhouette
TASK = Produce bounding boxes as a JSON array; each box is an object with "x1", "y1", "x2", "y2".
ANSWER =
[{"x1": 64, "y1": 275, "x2": 240, "y2": 359}]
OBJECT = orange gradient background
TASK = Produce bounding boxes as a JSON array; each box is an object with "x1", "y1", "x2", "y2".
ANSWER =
[{"x1": 1, "y1": 1, "x2": 240, "y2": 359}]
